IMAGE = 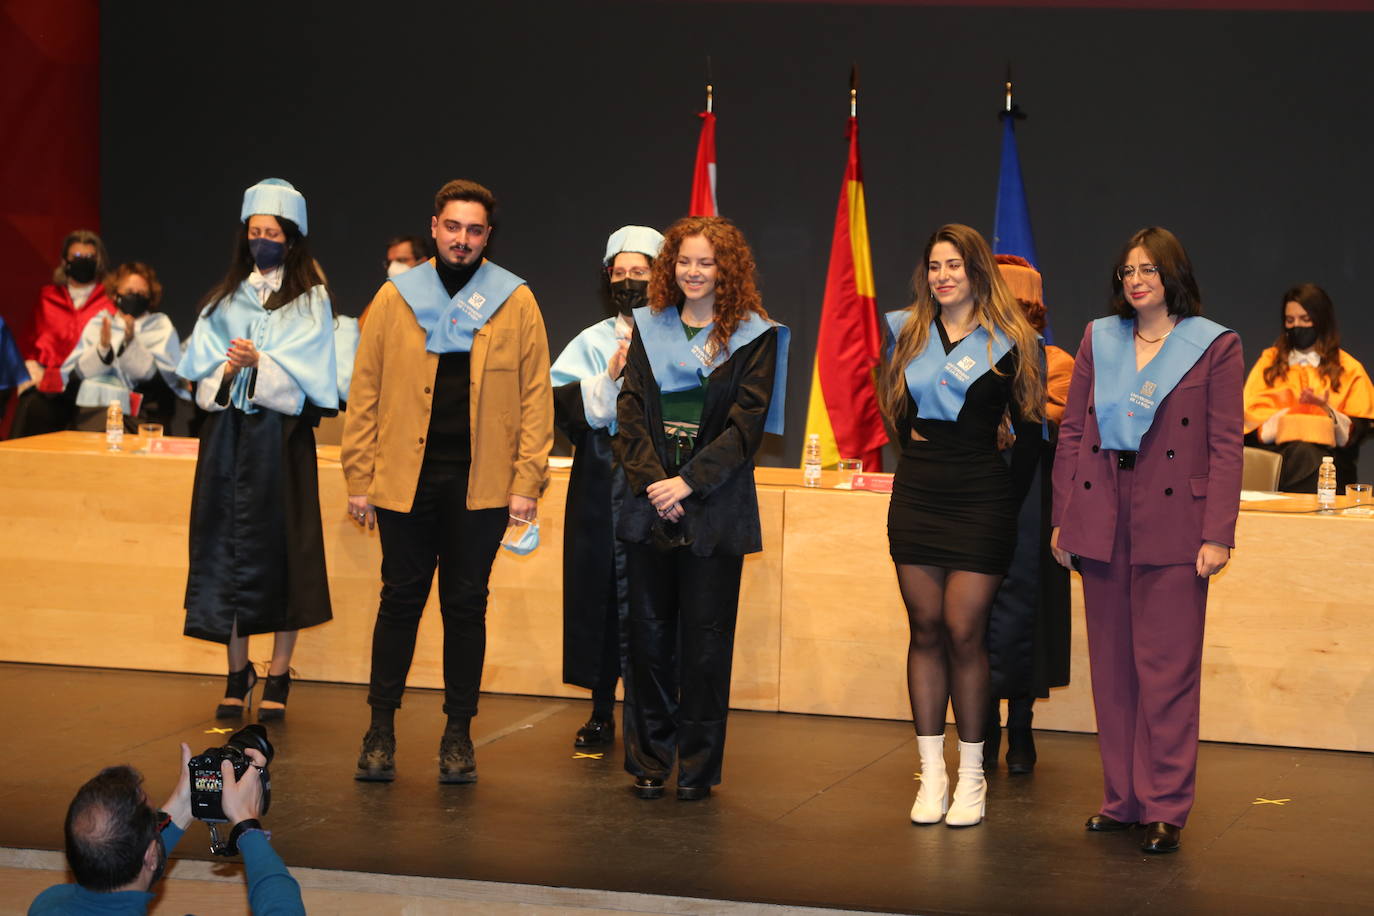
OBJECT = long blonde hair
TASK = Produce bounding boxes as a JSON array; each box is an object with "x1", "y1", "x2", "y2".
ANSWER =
[{"x1": 878, "y1": 223, "x2": 1044, "y2": 423}]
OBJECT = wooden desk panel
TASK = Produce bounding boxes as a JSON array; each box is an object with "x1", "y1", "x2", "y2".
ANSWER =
[{"x1": 2, "y1": 433, "x2": 1369, "y2": 750}]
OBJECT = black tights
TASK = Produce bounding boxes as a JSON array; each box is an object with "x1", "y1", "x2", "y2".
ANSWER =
[{"x1": 896, "y1": 564, "x2": 1003, "y2": 742}]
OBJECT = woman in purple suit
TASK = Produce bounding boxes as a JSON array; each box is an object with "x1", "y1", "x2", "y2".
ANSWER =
[{"x1": 1051, "y1": 227, "x2": 1243, "y2": 854}]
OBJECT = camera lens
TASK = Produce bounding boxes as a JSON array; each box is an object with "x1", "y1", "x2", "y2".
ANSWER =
[{"x1": 226, "y1": 724, "x2": 274, "y2": 765}]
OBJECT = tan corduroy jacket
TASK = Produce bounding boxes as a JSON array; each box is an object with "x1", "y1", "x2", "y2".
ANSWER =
[{"x1": 341, "y1": 263, "x2": 553, "y2": 512}]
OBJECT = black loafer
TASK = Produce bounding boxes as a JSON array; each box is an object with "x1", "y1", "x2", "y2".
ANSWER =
[
  {"x1": 676, "y1": 785, "x2": 711, "y2": 801},
  {"x1": 1141, "y1": 821, "x2": 1181, "y2": 853},
  {"x1": 1085, "y1": 813, "x2": 1137, "y2": 832},
  {"x1": 633, "y1": 777, "x2": 665, "y2": 799},
  {"x1": 574, "y1": 717, "x2": 615, "y2": 748}
]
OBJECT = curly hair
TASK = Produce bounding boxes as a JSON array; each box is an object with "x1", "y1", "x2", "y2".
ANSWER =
[
  {"x1": 648, "y1": 216, "x2": 767, "y2": 361},
  {"x1": 110, "y1": 262, "x2": 164, "y2": 310},
  {"x1": 878, "y1": 224, "x2": 1044, "y2": 424}
]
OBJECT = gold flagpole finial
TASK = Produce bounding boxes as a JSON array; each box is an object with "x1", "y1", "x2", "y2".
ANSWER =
[{"x1": 706, "y1": 55, "x2": 714, "y2": 113}]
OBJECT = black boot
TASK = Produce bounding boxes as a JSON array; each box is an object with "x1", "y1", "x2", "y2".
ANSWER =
[
  {"x1": 215, "y1": 664, "x2": 258, "y2": 720},
  {"x1": 982, "y1": 697, "x2": 1002, "y2": 772},
  {"x1": 1005, "y1": 696, "x2": 1037, "y2": 774}
]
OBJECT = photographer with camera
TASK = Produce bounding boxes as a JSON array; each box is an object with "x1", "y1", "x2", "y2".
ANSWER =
[{"x1": 30, "y1": 729, "x2": 303, "y2": 915}]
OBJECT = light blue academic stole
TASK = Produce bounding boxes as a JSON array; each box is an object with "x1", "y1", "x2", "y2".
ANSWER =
[
  {"x1": 392, "y1": 259, "x2": 525, "y2": 354},
  {"x1": 1091, "y1": 315, "x2": 1229, "y2": 451},
  {"x1": 885, "y1": 311, "x2": 1013, "y2": 422},
  {"x1": 633, "y1": 305, "x2": 790, "y2": 435}
]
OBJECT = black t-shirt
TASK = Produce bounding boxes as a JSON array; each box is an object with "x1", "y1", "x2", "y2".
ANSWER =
[{"x1": 423, "y1": 258, "x2": 480, "y2": 466}]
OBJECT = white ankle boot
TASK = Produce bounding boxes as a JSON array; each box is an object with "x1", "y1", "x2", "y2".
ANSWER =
[
  {"x1": 945, "y1": 740, "x2": 987, "y2": 827},
  {"x1": 910, "y1": 734, "x2": 949, "y2": 824}
]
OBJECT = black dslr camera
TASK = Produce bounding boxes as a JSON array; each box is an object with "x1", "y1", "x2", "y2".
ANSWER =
[{"x1": 189, "y1": 724, "x2": 273, "y2": 823}]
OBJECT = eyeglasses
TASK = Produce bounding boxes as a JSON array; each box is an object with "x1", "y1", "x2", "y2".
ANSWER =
[
  {"x1": 1116, "y1": 264, "x2": 1160, "y2": 281},
  {"x1": 610, "y1": 267, "x2": 651, "y2": 281}
]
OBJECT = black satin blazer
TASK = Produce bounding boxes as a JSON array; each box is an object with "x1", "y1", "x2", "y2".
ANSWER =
[{"x1": 613, "y1": 322, "x2": 779, "y2": 557}]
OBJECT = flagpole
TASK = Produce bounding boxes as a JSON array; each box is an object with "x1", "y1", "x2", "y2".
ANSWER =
[
  {"x1": 706, "y1": 55, "x2": 713, "y2": 114},
  {"x1": 1000, "y1": 63, "x2": 1025, "y2": 121},
  {"x1": 850, "y1": 63, "x2": 858, "y2": 117}
]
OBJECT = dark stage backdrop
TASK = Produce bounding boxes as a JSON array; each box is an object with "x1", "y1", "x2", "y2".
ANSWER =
[{"x1": 99, "y1": 1, "x2": 1374, "y2": 471}]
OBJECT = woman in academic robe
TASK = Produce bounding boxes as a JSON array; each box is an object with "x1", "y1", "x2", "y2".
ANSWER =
[
  {"x1": 550, "y1": 225, "x2": 664, "y2": 749},
  {"x1": 10, "y1": 230, "x2": 117, "y2": 437},
  {"x1": 1242, "y1": 283, "x2": 1373, "y2": 491},
  {"x1": 877, "y1": 224, "x2": 1045, "y2": 828},
  {"x1": 61, "y1": 261, "x2": 189, "y2": 432},
  {"x1": 1052, "y1": 227, "x2": 1243, "y2": 854},
  {"x1": 982, "y1": 254, "x2": 1073, "y2": 775},
  {"x1": 0, "y1": 316, "x2": 26, "y2": 421},
  {"x1": 613, "y1": 216, "x2": 788, "y2": 801},
  {"x1": 176, "y1": 178, "x2": 338, "y2": 722}
]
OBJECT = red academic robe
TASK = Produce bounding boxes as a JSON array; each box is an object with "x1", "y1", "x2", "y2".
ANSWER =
[{"x1": 24, "y1": 283, "x2": 116, "y2": 392}]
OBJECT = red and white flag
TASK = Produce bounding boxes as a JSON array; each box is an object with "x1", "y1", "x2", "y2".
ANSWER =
[{"x1": 689, "y1": 111, "x2": 717, "y2": 216}]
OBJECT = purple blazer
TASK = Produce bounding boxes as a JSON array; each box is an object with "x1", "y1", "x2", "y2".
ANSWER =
[{"x1": 1052, "y1": 323, "x2": 1244, "y2": 566}]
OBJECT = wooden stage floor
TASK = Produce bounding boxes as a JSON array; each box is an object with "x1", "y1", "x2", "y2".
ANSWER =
[{"x1": 2, "y1": 663, "x2": 1370, "y2": 915}]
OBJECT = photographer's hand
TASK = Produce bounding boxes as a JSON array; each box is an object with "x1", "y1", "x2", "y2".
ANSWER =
[
  {"x1": 221, "y1": 748, "x2": 267, "y2": 826},
  {"x1": 161, "y1": 742, "x2": 193, "y2": 829}
]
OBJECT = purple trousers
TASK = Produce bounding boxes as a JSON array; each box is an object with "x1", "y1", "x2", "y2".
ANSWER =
[{"x1": 1078, "y1": 477, "x2": 1208, "y2": 829}]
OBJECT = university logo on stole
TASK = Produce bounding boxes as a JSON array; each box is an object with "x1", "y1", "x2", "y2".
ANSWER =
[{"x1": 1130, "y1": 380, "x2": 1157, "y2": 410}]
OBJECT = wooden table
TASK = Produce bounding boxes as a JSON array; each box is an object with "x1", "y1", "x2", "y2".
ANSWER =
[{"x1": 2, "y1": 432, "x2": 1370, "y2": 751}]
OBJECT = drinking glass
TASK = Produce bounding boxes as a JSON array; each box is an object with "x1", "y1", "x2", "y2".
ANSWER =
[
  {"x1": 136, "y1": 423, "x2": 164, "y2": 454},
  {"x1": 1344, "y1": 483, "x2": 1372, "y2": 517}
]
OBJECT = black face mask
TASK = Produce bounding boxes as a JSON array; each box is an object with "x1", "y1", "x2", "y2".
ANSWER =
[
  {"x1": 66, "y1": 256, "x2": 97, "y2": 284},
  {"x1": 609, "y1": 278, "x2": 649, "y2": 314},
  {"x1": 248, "y1": 237, "x2": 287, "y2": 271},
  {"x1": 118, "y1": 293, "x2": 151, "y2": 317},
  {"x1": 1287, "y1": 326, "x2": 1319, "y2": 351}
]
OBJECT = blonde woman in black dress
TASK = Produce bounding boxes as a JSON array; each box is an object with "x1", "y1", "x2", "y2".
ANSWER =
[{"x1": 879, "y1": 224, "x2": 1044, "y2": 827}]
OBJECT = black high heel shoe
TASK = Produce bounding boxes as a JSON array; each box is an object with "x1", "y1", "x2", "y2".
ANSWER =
[
  {"x1": 215, "y1": 664, "x2": 259, "y2": 719},
  {"x1": 258, "y1": 671, "x2": 291, "y2": 722}
]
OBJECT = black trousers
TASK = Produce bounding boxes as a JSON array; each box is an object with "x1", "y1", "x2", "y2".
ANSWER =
[
  {"x1": 368, "y1": 461, "x2": 507, "y2": 718},
  {"x1": 623, "y1": 542, "x2": 744, "y2": 789}
]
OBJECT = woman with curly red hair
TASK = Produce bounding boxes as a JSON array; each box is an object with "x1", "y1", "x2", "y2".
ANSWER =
[{"x1": 613, "y1": 216, "x2": 788, "y2": 801}]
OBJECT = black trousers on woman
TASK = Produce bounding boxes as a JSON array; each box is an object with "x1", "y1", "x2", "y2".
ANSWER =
[
  {"x1": 623, "y1": 542, "x2": 744, "y2": 789},
  {"x1": 368, "y1": 460, "x2": 507, "y2": 718}
]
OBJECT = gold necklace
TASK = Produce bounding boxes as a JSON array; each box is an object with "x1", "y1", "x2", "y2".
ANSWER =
[{"x1": 1135, "y1": 325, "x2": 1173, "y2": 344}]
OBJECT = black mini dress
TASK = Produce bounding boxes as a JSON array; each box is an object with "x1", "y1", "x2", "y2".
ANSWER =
[{"x1": 887, "y1": 322, "x2": 1040, "y2": 575}]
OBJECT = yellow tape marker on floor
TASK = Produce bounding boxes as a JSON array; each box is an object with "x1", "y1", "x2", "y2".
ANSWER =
[
  {"x1": 1252, "y1": 797, "x2": 1291, "y2": 806},
  {"x1": 573, "y1": 752, "x2": 604, "y2": 760},
  {"x1": 204, "y1": 727, "x2": 234, "y2": 734}
]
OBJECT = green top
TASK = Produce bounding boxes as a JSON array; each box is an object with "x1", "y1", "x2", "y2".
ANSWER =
[{"x1": 660, "y1": 320, "x2": 709, "y2": 464}]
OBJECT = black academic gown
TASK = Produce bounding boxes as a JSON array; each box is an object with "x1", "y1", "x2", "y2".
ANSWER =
[
  {"x1": 183, "y1": 382, "x2": 333, "y2": 644},
  {"x1": 553, "y1": 379, "x2": 630, "y2": 689},
  {"x1": 986, "y1": 435, "x2": 1071, "y2": 699}
]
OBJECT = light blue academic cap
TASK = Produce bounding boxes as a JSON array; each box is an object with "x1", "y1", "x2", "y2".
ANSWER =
[
  {"x1": 603, "y1": 225, "x2": 664, "y2": 265},
  {"x1": 241, "y1": 178, "x2": 309, "y2": 235}
]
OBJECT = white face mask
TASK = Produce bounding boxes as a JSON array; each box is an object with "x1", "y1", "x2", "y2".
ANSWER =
[
  {"x1": 386, "y1": 260, "x2": 412, "y2": 279},
  {"x1": 500, "y1": 516, "x2": 540, "y2": 555}
]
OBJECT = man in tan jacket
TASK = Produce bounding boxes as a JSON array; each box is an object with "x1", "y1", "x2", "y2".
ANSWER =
[{"x1": 342, "y1": 179, "x2": 552, "y2": 784}]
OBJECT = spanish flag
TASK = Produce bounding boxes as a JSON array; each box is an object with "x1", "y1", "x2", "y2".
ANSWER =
[
  {"x1": 803, "y1": 115, "x2": 887, "y2": 470},
  {"x1": 689, "y1": 110, "x2": 718, "y2": 216}
]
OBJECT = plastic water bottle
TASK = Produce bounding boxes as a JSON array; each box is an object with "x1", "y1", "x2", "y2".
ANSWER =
[
  {"x1": 1317, "y1": 456, "x2": 1337, "y2": 510},
  {"x1": 105, "y1": 400, "x2": 124, "y2": 451},
  {"x1": 803, "y1": 433, "x2": 822, "y2": 488}
]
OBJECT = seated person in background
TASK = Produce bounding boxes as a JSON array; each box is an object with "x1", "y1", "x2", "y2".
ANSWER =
[
  {"x1": 0, "y1": 314, "x2": 26, "y2": 420},
  {"x1": 29, "y1": 743, "x2": 303, "y2": 916},
  {"x1": 11, "y1": 230, "x2": 117, "y2": 437},
  {"x1": 61, "y1": 262, "x2": 189, "y2": 433},
  {"x1": 384, "y1": 234, "x2": 431, "y2": 279},
  {"x1": 1243, "y1": 283, "x2": 1374, "y2": 491}
]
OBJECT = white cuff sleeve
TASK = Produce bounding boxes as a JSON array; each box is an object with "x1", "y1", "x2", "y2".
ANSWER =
[
  {"x1": 250, "y1": 352, "x2": 306, "y2": 415},
  {"x1": 1332, "y1": 408, "x2": 1352, "y2": 447},
  {"x1": 74, "y1": 344, "x2": 108, "y2": 381},
  {"x1": 118, "y1": 338, "x2": 156, "y2": 383},
  {"x1": 580, "y1": 370, "x2": 623, "y2": 429},
  {"x1": 195, "y1": 363, "x2": 230, "y2": 412},
  {"x1": 1258, "y1": 410, "x2": 1284, "y2": 444}
]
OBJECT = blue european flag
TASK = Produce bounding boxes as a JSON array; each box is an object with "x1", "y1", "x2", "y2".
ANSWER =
[{"x1": 993, "y1": 115, "x2": 1050, "y2": 341}]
